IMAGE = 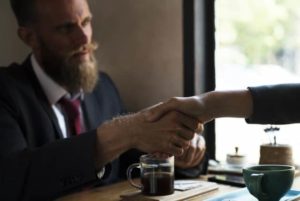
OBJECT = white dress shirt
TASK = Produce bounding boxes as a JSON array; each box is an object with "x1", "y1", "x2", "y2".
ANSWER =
[{"x1": 31, "y1": 54, "x2": 85, "y2": 138}]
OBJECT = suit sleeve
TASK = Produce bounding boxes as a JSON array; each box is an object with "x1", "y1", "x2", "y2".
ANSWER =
[
  {"x1": 1, "y1": 133, "x2": 99, "y2": 201},
  {"x1": 0, "y1": 81, "x2": 100, "y2": 201},
  {"x1": 246, "y1": 84, "x2": 300, "y2": 124}
]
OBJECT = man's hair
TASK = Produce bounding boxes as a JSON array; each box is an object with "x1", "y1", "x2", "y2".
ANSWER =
[{"x1": 10, "y1": 0, "x2": 37, "y2": 26}]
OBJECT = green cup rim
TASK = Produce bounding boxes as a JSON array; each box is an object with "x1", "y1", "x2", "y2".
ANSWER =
[{"x1": 243, "y1": 164, "x2": 295, "y2": 172}]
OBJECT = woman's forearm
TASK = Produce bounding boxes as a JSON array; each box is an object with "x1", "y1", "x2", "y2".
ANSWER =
[{"x1": 203, "y1": 90, "x2": 253, "y2": 120}]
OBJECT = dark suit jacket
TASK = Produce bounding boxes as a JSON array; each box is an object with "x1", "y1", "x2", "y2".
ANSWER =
[
  {"x1": 0, "y1": 57, "x2": 130, "y2": 201},
  {"x1": 247, "y1": 84, "x2": 300, "y2": 124}
]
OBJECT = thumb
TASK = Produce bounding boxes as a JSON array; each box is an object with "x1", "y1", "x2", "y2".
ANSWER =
[{"x1": 143, "y1": 101, "x2": 174, "y2": 122}]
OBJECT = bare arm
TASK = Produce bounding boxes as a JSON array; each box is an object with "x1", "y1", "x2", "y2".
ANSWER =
[
  {"x1": 145, "y1": 90, "x2": 253, "y2": 124},
  {"x1": 204, "y1": 90, "x2": 253, "y2": 120}
]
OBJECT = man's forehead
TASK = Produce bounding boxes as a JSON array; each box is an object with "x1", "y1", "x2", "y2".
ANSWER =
[{"x1": 35, "y1": 0, "x2": 91, "y2": 23}]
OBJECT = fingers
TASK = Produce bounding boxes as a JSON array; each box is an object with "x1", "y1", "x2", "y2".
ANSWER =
[
  {"x1": 175, "y1": 135, "x2": 206, "y2": 168},
  {"x1": 157, "y1": 111, "x2": 201, "y2": 155},
  {"x1": 144, "y1": 98, "x2": 179, "y2": 122},
  {"x1": 168, "y1": 145, "x2": 184, "y2": 156},
  {"x1": 134, "y1": 108, "x2": 205, "y2": 157},
  {"x1": 177, "y1": 143, "x2": 196, "y2": 164},
  {"x1": 176, "y1": 112, "x2": 200, "y2": 133},
  {"x1": 171, "y1": 132, "x2": 192, "y2": 150},
  {"x1": 176, "y1": 129, "x2": 194, "y2": 142},
  {"x1": 195, "y1": 123, "x2": 204, "y2": 133},
  {"x1": 152, "y1": 152, "x2": 172, "y2": 159},
  {"x1": 152, "y1": 131, "x2": 192, "y2": 157},
  {"x1": 166, "y1": 111, "x2": 201, "y2": 139},
  {"x1": 176, "y1": 145, "x2": 196, "y2": 167},
  {"x1": 192, "y1": 135, "x2": 206, "y2": 164}
]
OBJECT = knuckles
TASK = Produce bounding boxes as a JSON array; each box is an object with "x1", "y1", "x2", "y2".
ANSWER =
[
  {"x1": 167, "y1": 110, "x2": 182, "y2": 122},
  {"x1": 167, "y1": 97, "x2": 180, "y2": 105}
]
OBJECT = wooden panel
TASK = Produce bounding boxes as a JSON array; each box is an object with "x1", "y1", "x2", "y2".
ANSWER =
[{"x1": 92, "y1": 0, "x2": 183, "y2": 111}]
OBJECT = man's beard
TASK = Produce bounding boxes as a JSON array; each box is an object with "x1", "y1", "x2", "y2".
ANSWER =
[{"x1": 40, "y1": 41, "x2": 99, "y2": 93}]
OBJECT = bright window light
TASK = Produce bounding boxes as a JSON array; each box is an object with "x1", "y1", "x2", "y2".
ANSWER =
[{"x1": 215, "y1": 0, "x2": 300, "y2": 165}]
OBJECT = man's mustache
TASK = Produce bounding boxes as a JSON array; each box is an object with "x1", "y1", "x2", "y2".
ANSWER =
[{"x1": 69, "y1": 41, "x2": 99, "y2": 57}]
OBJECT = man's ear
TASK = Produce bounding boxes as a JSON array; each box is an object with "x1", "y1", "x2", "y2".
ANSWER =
[{"x1": 17, "y1": 27, "x2": 39, "y2": 49}]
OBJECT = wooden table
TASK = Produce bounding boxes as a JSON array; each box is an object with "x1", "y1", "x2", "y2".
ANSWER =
[{"x1": 56, "y1": 176, "x2": 300, "y2": 201}]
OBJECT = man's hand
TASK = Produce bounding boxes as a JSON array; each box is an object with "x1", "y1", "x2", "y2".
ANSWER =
[
  {"x1": 175, "y1": 134, "x2": 206, "y2": 168},
  {"x1": 129, "y1": 110, "x2": 200, "y2": 156},
  {"x1": 95, "y1": 109, "x2": 202, "y2": 169}
]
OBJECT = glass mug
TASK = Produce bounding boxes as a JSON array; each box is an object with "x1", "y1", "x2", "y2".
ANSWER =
[{"x1": 127, "y1": 154, "x2": 174, "y2": 196}]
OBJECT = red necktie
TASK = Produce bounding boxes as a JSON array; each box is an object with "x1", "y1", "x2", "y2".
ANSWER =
[{"x1": 59, "y1": 97, "x2": 82, "y2": 135}]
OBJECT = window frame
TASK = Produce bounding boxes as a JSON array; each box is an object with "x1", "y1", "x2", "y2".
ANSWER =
[{"x1": 183, "y1": 0, "x2": 216, "y2": 159}]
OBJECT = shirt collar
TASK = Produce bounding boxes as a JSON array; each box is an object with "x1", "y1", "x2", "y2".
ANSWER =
[{"x1": 31, "y1": 54, "x2": 83, "y2": 105}]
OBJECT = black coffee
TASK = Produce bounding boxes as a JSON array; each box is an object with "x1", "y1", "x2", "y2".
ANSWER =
[{"x1": 141, "y1": 172, "x2": 174, "y2": 196}]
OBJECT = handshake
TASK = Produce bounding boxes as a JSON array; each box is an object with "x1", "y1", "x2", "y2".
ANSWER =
[
  {"x1": 96, "y1": 90, "x2": 253, "y2": 170},
  {"x1": 96, "y1": 96, "x2": 208, "y2": 170}
]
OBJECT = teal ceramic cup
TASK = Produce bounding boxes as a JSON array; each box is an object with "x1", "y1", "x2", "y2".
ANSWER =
[{"x1": 243, "y1": 165, "x2": 295, "y2": 201}]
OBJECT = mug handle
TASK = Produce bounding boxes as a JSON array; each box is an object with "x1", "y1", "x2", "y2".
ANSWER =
[
  {"x1": 249, "y1": 173, "x2": 266, "y2": 197},
  {"x1": 127, "y1": 163, "x2": 142, "y2": 189}
]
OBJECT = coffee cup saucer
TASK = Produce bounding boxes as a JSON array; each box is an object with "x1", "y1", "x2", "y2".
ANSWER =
[{"x1": 204, "y1": 188, "x2": 300, "y2": 201}]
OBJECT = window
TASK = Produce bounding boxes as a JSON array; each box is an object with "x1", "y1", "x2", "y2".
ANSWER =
[{"x1": 215, "y1": 0, "x2": 300, "y2": 164}]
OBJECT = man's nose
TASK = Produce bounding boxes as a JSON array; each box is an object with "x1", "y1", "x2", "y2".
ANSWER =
[{"x1": 74, "y1": 27, "x2": 89, "y2": 46}]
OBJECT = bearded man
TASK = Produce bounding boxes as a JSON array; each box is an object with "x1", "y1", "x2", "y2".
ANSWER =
[{"x1": 0, "y1": 0, "x2": 207, "y2": 200}]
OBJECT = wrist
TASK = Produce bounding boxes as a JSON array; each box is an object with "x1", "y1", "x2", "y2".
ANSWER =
[
  {"x1": 117, "y1": 113, "x2": 142, "y2": 149},
  {"x1": 200, "y1": 92, "x2": 217, "y2": 122},
  {"x1": 114, "y1": 112, "x2": 147, "y2": 151},
  {"x1": 206, "y1": 90, "x2": 253, "y2": 119},
  {"x1": 110, "y1": 116, "x2": 137, "y2": 149},
  {"x1": 95, "y1": 118, "x2": 133, "y2": 168}
]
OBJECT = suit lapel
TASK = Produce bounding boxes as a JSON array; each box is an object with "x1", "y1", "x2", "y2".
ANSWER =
[
  {"x1": 22, "y1": 56, "x2": 64, "y2": 139},
  {"x1": 82, "y1": 93, "x2": 101, "y2": 130}
]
